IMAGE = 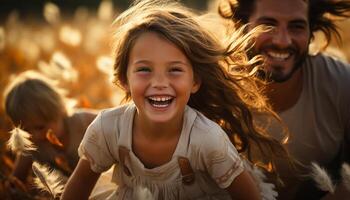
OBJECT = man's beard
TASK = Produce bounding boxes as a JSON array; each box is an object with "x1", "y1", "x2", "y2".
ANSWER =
[
  {"x1": 248, "y1": 48, "x2": 308, "y2": 83},
  {"x1": 267, "y1": 53, "x2": 306, "y2": 83}
]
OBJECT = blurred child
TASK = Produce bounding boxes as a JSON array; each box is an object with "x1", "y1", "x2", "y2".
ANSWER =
[
  {"x1": 61, "y1": 0, "x2": 289, "y2": 199},
  {"x1": 3, "y1": 70, "x2": 97, "y2": 184}
]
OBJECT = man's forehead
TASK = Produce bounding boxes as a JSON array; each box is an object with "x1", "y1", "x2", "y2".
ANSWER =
[
  {"x1": 252, "y1": 0, "x2": 308, "y2": 20},
  {"x1": 253, "y1": 0, "x2": 308, "y2": 7}
]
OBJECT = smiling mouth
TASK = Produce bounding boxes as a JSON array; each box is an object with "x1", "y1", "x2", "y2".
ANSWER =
[
  {"x1": 266, "y1": 50, "x2": 292, "y2": 61},
  {"x1": 147, "y1": 96, "x2": 174, "y2": 108}
]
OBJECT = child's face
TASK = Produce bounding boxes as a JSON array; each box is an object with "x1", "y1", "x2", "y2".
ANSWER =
[
  {"x1": 125, "y1": 32, "x2": 200, "y2": 124},
  {"x1": 21, "y1": 116, "x2": 64, "y2": 144}
]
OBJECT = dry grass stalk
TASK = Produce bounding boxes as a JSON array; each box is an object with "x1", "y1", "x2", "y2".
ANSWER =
[
  {"x1": 243, "y1": 159, "x2": 278, "y2": 200},
  {"x1": 341, "y1": 163, "x2": 350, "y2": 191},
  {"x1": 32, "y1": 162, "x2": 65, "y2": 199},
  {"x1": 310, "y1": 162, "x2": 335, "y2": 193}
]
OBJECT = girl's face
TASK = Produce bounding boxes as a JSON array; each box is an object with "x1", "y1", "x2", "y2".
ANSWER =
[
  {"x1": 21, "y1": 116, "x2": 65, "y2": 144},
  {"x1": 125, "y1": 32, "x2": 200, "y2": 124}
]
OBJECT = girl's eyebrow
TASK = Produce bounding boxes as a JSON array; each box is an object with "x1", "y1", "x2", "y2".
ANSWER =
[
  {"x1": 133, "y1": 60, "x2": 190, "y2": 65},
  {"x1": 168, "y1": 61, "x2": 190, "y2": 66},
  {"x1": 133, "y1": 60, "x2": 152, "y2": 65}
]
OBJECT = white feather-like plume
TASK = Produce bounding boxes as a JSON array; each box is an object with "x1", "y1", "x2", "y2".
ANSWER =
[
  {"x1": 7, "y1": 127, "x2": 37, "y2": 154},
  {"x1": 243, "y1": 159, "x2": 278, "y2": 200},
  {"x1": 310, "y1": 162, "x2": 335, "y2": 193},
  {"x1": 341, "y1": 163, "x2": 350, "y2": 191},
  {"x1": 32, "y1": 162, "x2": 66, "y2": 199},
  {"x1": 133, "y1": 186, "x2": 154, "y2": 200}
]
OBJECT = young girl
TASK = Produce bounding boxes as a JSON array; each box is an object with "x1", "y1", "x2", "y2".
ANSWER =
[
  {"x1": 62, "y1": 0, "x2": 289, "y2": 199},
  {"x1": 3, "y1": 70, "x2": 97, "y2": 184}
]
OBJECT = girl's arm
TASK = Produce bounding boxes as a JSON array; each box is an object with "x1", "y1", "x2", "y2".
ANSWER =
[
  {"x1": 225, "y1": 170, "x2": 261, "y2": 200},
  {"x1": 12, "y1": 154, "x2": 32, "y2": 182},
  {"x1": 61, "y1": 158, "x2": 101, "y2": 200}
]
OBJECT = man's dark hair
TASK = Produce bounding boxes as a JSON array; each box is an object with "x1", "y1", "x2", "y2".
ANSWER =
[{"x1": 219, "y1": 0, "x2": 350, "y2": 46}]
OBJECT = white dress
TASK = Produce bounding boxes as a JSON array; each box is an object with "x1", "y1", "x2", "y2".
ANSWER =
[{"x1": 78, "y1": 104, "x2": 244, "y2": 199}]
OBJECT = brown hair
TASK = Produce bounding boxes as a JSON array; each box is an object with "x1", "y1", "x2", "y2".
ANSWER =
[
  {"x1": 113, "y1": 0, "x2": 289, "y2": 176},
  {"x1": 3, "y1": 70, "x2": 71, "y2": 126},
  {"x1": 219, "y1": 0, "x2": 350, "y2": 46}
]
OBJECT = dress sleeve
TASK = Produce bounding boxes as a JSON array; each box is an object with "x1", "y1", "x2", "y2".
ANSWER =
[
  {"x1": 78, "y1": 111, "x2": 117, "y2": 173},
  {"x1": 201, "y1": 128, "x2": 244, "y2": 189}
]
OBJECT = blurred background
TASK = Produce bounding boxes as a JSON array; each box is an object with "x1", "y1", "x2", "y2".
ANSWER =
[
  {"x1": 0, "y1": 1, "x2": 218, "y2": 199},
  {"x1": 0, "y1": 0, "x2": 349, "y2": 199}
]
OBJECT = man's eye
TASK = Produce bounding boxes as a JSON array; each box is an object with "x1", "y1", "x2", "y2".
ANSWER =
[
  {"x1": 290, "y1": 24, "x2": 306, "y2": 31},
  {"x1": 259, "y1": 21, "x2": 276, "y2": 27},
  {"x1": 263, "y1": 23, "x2": 274, "y2": 27}
]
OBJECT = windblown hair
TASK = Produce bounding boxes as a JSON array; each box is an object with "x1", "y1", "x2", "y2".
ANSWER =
[
  {"x1": 218, "y1": 0, "x2": 350, "y2": 47},
  {"x1": 112, "y1": 0, "x2": 289, "y2": 176},
  {"x1": 3, "y1": 70, "x2": 71, "y2": 126}
]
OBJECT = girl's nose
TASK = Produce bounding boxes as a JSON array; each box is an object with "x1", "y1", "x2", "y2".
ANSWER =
[{"x1": 151, "y1": 72, "x2": 168, "y2": 89}]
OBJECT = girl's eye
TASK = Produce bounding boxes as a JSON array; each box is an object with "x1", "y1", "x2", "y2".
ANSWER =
[
  {"x1": 169, "y1": 67, "x2": 183, "y2": 73},
  {"x1": 135, "y1": 66, "x2": 151, "y2": 73},
  {"x1": 34, "y1": 125, "x2": 46, "y2": 132}
]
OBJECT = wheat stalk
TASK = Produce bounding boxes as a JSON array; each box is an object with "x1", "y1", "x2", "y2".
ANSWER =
[
  {"x1": 341, "y1": 163, "x2": 350, "y2": 191},
  {"x1": 133, "y1": 186, "x2": 154, "y2": 200},
  {"x1": 310, "y1": 162, "x2": 335, "y2": 193},
  {"x1": 243, "y1": 159, "x2": 278, "y2": 200}
]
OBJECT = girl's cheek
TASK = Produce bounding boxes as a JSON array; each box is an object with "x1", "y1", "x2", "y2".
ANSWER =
[{"x1": 31, "y1": 130, "x2": 48, "y2": 143}]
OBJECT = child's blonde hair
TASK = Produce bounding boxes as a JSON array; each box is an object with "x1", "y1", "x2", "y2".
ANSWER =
[
  {"x1": 112, "y1": 0, "x2": 290, "y2": 176},
  {"x1": 3, "y1": 70, "x2": 73, "y2": 126}
]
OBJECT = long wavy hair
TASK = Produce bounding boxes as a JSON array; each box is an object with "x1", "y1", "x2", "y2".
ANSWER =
[
  {"x1": 218, "y1": 0, "x2": 350, "y2": 46},
  {"x1": 112, "y1": 0, "x2": 290, "y2": 177}
]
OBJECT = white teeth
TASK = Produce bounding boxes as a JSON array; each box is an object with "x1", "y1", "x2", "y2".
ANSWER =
[
  {"x1": 267, "y1": 51, "x2": 290, "y2": 60},
  {"x1": 148, "y1": 96, "x2": 173, "y2": 108},
  {"x1": 149, "y1": 96, "x2": 172, "y2": 102},
  {"x1": 153, "y1": 104, "x2": 168, "y2": 108}
]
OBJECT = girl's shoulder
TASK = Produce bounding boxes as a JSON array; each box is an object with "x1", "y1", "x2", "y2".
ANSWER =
[
  {"x1": 70, "y1": 108, "x2": 98, "y2": 125},
  {"x1": 189, "y1": 107, "x2": 226, "y2": 137},
  {"x1": 185, "y1": 107, "x2": 241, "y2": 176},
  {"x1": 187, "y1": 107, "x2": 229, "y2": 150},
  {"x1": 94, "y1": 104, "x2": 135, "y2": 122},
  {"x1": 86, "y1": 104, "x2": 136, "y2": 135}
]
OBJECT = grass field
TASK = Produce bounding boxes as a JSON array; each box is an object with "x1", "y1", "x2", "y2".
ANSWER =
[{"x1": 0, "y1": 1, "x2": 349, "y2": 199}]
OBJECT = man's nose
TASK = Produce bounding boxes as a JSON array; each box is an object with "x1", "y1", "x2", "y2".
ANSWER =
[{"x1": 272, "y1": 27, "x2": 292, "y2": 48}]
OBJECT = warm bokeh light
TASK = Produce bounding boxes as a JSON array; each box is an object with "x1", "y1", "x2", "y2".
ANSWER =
[
  {"x1": 0, "y1": 26, "x2": 5, "y2": 51},
  {"x1": 0, "y1": 2, "x2": 123, "y2": 198},
  {"x1": 59, "y1": 25, "x2": 82, "y2": 47},
  {"x1": 0, "y1": 0, "x2": 349, "y2": 198},
  {"x1": 43, "y1": 2, "x2": 61, "y2": 25}
]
